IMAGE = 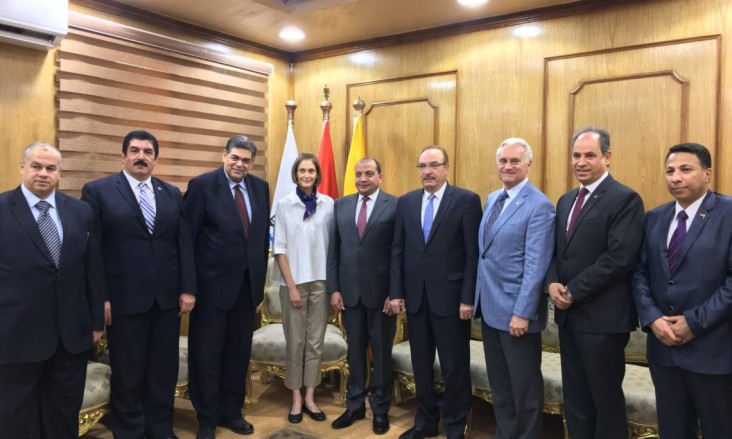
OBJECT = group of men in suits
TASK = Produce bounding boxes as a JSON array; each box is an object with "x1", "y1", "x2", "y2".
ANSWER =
[{"x1": 3, "y1": 125, "x2": 730, "y2": 439}]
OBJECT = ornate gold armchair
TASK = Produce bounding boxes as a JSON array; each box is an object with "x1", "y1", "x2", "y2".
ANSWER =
[{"x1": 246, "y1": 254, "x2": 348, "y2": 405}]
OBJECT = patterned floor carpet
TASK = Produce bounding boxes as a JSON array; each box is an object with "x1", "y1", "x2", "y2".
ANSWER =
[{"x1": 266, "y1": 426, "x2": 321, "y2": 438}]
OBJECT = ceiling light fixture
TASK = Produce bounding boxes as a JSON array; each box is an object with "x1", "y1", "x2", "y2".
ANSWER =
[
  {"x1": 349, "y1": 52, "x2": 377, "y2": 65},
  {"x1": 279, "y1": 26, "x2": 305, "y2": 42},
  {"x1": 457, "y1": 0, "x2": 488, "y2": 7},
  {"x1": 513, "y1": 25, "x2": 542, "y2": 38}
]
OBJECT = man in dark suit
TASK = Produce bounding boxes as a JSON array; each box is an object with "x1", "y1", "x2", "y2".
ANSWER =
[
  {"x1": 182, "y1": 135, "x2": 270, "y2": 439},
  {"x1": 474, "y1": 138, "x2": 555, "y2": 439},
  {"x1": 327, "y1": 157, "x2": 397, "y2": 435},
  {"x1": 632, "y1": 142, "x2": 732, "y2": 438},
  {"x1": 390, "y1": 145, "x2": 482, "y2": 439},
  {"x1": 82, "y1": 130, "x2": 196, "y2": 439},
  {"x1": 0, "y1": 142, "x2": 104, "y2": 439},
  {"x1": 545, "y1": 126, "x2": 644, "y2": 439}
]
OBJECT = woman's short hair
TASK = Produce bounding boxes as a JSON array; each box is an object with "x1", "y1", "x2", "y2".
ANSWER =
[{"x1": 291, "y1": 152, "x2": 322, "y2": 188}]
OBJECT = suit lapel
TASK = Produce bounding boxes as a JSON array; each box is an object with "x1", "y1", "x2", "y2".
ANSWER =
[
  {"x1": 9, "y1": 187, "x2": 56, "y2": 266},
  {"x1": 115, "y1": 172, "x2": 149, "y2": 235},
  {"x1": 673, "y1": 192, "x2": 714, "y2": 273},
  {"x1": 409, "y1": 190, "x2": 426, "y2": 249},
  {"x1": 484, "y1": 185, "x2": 529, "y2": 252},
  {"x1": 342, "y1": 194, "x2": 359, "y2": 240},
  {"x1": 55, "y1": 192, "x2": 74, "y2": 267},
  {"x1": 426, "y1": 184, "x2": 453, "y2": 245},
  {"x1": 217, "y1": 168, "x2": 246, "y2": 239},
  {"x1": 656, "y1": 203, "x2": 676, "y2": 277},
  {"x1": 564, "y1": 176, "x2": 613, "y2": 248},
  {"x1": 362, "y1": 192, "x2": 387, "y2": 241}
]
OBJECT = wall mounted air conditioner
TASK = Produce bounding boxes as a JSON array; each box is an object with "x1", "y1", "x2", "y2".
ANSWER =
[{"x1": 0, "y1": 0, "x2": 68, "y2": 50}]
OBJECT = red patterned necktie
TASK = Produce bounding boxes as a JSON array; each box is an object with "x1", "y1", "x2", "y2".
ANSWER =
[
  {"x1": 357, "y1": 196, "x2": 369, "y2": 239},
  {"x1": 566, "y1": 187, "x2": 589, "y2": 239},
  {"x1": 234, "y1": 184, "x2": 250, "y2": 239},
  {"x1": 668, "y1": 210, "x2": 688, "y2": 271}
]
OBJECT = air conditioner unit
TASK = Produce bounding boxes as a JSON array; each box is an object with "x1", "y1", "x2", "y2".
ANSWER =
[{"x1": 0, "y1": 0, "x2": 68, "y2": 50}]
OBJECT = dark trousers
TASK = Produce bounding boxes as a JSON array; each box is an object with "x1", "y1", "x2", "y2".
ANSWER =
[
  {"x1": 189, "y1": 273, "x2": 255, "y2": 429},
  {"x1": 407, "y1": 293, "x2": 471, "y2": 439},
  {"x1": 0, "y1": 342, "x2": 89, "y2": 439},
  {"x1": 482, "y1": 323, "x2": 543, "y2": 439},
  {"x1": 108, "y1": 303, "x2": 180, "y2": 439},
  {"x1": 650, "y1": 363, "x2": 732, "y2": 439},
  {"x1": 342, "y1": 299, "x2": 396, "y2": 415},
  {"x1": 558, "y1": 323, "x2": 629, "y2": 439}
]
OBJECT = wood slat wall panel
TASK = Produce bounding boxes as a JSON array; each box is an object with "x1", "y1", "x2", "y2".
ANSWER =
[{"x1": 57, "y1": 27, "x2": 269, "y2": 194}]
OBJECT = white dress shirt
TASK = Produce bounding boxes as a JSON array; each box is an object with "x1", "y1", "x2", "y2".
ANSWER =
[
  {"x1": 224, "y1": 170, "x2": 252, "y2": 222},
  {"x1": 565, "y1": 171, "x2": 609, "y2": 233},
  {"x1": 354, "y1": 189, "x2": 380, "y2": 224},
  {"x1": 273, "y1": 190, "x2": 334, "y2": 286},
  {"x1": 666, "y1": 193, "x2": 705, "y2": 246},
  {"x1": 122, "y1": 170, "x2": 156, "y2": 206},
  {"x1": 421, "y1": 182, "x2": 447, "y2": 228},
  {"x1": 21, "y1": 184, "x2": 63, "y2": 242}
]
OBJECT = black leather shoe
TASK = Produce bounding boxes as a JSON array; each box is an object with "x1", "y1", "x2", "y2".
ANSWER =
[
  {"x1": 331, "y1": 408, "x2": 366, "y2": 429},
  {"x1": 218, "y1": 417, "x2": 254, "y2": 435},
  {"x1": 196, "y1": 428, "x2": 215, "y2": 439},
  {"x1": 303, "y1": 405, "x2": 326, "y2": 421},
  {"x1": 372, "y1": 414, "x2": 390, "y2": 434},
  {"x1": 288, "y1": 410, "x2": 303, "y2": 424},
  {"x1": 398, "y1": 425, "x2": 439, "y2": 439}
]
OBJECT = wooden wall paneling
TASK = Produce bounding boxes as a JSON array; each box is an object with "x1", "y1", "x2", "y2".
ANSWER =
[
  {"x1": 543, "y1": 37, "x2": 719, "y2": 210},
  {"x1": 0, "y1": 44, "x2": 57, "y2": 192},
  {"x1": 346, "y1": 72, "x2": 457, "y2": 196},
  {"x1": 57, "y1": 27, "x2": 270, "y2": 197}
]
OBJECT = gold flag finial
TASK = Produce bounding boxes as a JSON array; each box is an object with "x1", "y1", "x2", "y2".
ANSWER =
[{"x1": 285, "y1": 99, "x2": 297, "y2": 127}]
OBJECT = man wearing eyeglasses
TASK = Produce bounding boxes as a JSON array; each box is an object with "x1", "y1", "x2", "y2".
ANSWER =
[
  {"x1": 390, "y1": 145, "x2": 482, "y2": 439},
  {"x1": 183, "y1": 135, "x2": 270, "y2": 439}
]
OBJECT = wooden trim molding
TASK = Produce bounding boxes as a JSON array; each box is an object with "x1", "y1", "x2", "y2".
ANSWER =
[
  {"x1": 363, "y1": 98, "x2": 440, "y2": 146},
  {"x1": 69, "y1": 11, "x2": 274, "y2": 75}
]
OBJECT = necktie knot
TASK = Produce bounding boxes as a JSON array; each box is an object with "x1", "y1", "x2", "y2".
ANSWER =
[
  {"x1": 498, "y1": 191, "x2": 508, "y2": 202},
  {"x1": 362, "y1": 196, "x2": 370, "y2": 203},
  {"x1": 137, "y1": 182, "x2": 155, "y2": 234},
  {"x1": 677, "y1": 210, "x2": 688, "y2": 221},
  {"x1": 36, "y1": 200, "x2": 50, "y2": 214}
]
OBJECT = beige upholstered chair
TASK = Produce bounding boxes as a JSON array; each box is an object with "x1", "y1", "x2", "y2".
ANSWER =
[
  {"x1": 246, "y1": 254, "x2": 348, "y2": 405},
  {"x1": 78, "y1": 361, "x2": 112, "y2": 436}
]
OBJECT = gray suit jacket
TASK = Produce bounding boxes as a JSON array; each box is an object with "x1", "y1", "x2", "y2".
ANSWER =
[{"x1": 327, "y1": 190, "x2": 398, "y2": 309}]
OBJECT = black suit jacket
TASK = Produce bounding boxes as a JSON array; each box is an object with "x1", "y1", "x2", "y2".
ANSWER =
[
  {"x1": 326, "y1": 191, "x2": 398, "y2": 309},
  {"x1": 390, "y1": 184, "x2": 482, "y2": 316},
  {"x1": 545, "y1": 175, "x2": 644, "y2": 333},
  {"x1": 81, "y1": 172, "x2": 196, "y2": 316},
  {"x1": 0, "y1": 187, "x2": 104, "y2": 363},
  {"x1": 183, "y1": 168, "x2": 270, "y2": 309}
]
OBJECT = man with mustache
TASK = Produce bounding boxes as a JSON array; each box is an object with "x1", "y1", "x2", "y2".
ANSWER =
[
  {"x1": 82, "y1": 130, "x2": 196, "y2": 439},
  {"x1": 545, "y1": 126, "x2": 644, "y2": 439},
  {"x1": 390, "y1": 145, "x2": 482, "y2": 439}
]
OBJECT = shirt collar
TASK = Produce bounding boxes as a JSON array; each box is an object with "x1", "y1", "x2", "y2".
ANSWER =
[
  {"x1": 122, "y1": 169, "x2": 152, "y2": 189},
  {"x1": 21, "y1": 183, "x2": 56, "y2": 208},
  {"x1": 424, "y1": 182, "x2": 447, "y2": 201},
  {"x1": 224, "y1": 169, "x2": 247, "y2": 191},
  {"x1": 674, "y1": 191, "x2": 707, "y2": 220},
  {"x1": 504, "y1": 178, "x2": 529, "y2": 200},
  {"x1": 580, "y1": 171, "x2": 609, "y2": 194},
  {"x1": 358, "y1": 188, "x2": 380, "y2": 203}
]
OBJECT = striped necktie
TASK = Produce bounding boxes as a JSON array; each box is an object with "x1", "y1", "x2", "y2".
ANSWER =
[
  {"x1": 36, "y1": 200, "x2": 61, "y2": 267},
  {"x1": 668, "y1": 210, "x2": 688, "y2": 272},
  {"x1": 138, "y1": 182, "x2": 156, "y2": 234}
]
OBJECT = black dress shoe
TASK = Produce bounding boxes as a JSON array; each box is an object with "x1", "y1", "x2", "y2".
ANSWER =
[
  {"x1": 196, "y1": 429, "x2": 215, "y2": 439},
  {"x1": 288, "y1": 410, "x2": 303, "y2": 424},
  {"x1": 372, "y1": 413, "x2": 390, "y2": 434},
  {"x1": 302, "y1": 405, "x2": 327, "y2": 421},
  {"x1": 399, "y1": 425, "x2": 439, "y2": 439},
  {"x1": 218, "y1": 416, "x2": 254, "y2": 435},
  {"x1": 331, "y1": 408, "x2": 366, "y2": 429}
]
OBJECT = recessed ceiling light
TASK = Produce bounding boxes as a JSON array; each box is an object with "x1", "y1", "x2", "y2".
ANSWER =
[
  {"x1": 513, "y1": 25, "x2": 542, "y2": 38},
  {"x1": 349, "y1": 52, "x2": 377, "y2": 65},
  {"x1": 279, "y1": 26, "x2": 305, "y2": 42},
  {"x1": 457, "y1": 0, "x2": 488, "y2": 7}
]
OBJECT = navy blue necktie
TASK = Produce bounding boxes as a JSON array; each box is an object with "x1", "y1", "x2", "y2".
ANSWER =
[
  {"x1": 668, "y1": 210, "x2": 688, "y2": 271},
  {"x1": 483, "y1": 191, "x2": 508, "y2": 247},
  {"x1": 423, "y1": 194, "x2": 435, "y2": 243}
]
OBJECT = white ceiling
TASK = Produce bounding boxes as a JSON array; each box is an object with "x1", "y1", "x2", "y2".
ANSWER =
[{"x1": 108, "y1": 0, "x2": 580, "y2": 52}]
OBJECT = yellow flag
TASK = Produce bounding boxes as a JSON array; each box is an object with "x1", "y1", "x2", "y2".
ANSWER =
[{"x1": 343, "y1": 114, "x2": 366, "y2": 196}]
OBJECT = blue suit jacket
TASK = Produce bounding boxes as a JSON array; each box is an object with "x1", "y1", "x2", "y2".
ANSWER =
[
  {"x1": 474, "y1": 182, "x2": 555, "y2": 332},
  {"x1": 0, "y1": 187, "x2": 104, "y2": 363},
  {"x1": 81, "y1": 172, "x2": 197, "y2": 316},
  {"x1": 390, "y1": 183, "x2": 482, "y2": 316},
  {"x1": 632, "y1": 191, "x2": 732, "y2": 374}
]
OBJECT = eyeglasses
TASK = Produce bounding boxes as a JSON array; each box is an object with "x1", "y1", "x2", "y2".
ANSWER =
[{"x1": 417, "y1": 162, "x2": 447, "y2": 170}]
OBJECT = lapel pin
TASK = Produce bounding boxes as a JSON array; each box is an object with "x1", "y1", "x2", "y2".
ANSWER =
[{"x1": 700, "y1": 212, "x2": 706, "y2": 219}]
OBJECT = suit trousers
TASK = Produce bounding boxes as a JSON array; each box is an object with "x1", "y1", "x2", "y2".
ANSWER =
[
  {"x1": 558, "y1": 323, "x2": 629, "y2": 439},
  {"x1": 407, "y1": 292, "x2": 471, "y2": 439},
  {"x1": 108, "y1": 303, "x2": 180, "y2": 439},
  {"x1": 342, "y1": 299, "x2": 396, "y2": 414},
  {"x1": 281, "y1": 281, "x2": 329, "y2": 389},
  {"x1": 481, "y1": 324, "x2": 543, "y2": 439},
  {"x1": 0, "y1": 343, "x2": 88, "y2": 439},
  {"x1": 650, "y1": 363, "x2": 732, "y2": 439},
  {"x1": 189, "y1": 271, "x2": 255, "y2": 428}
]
